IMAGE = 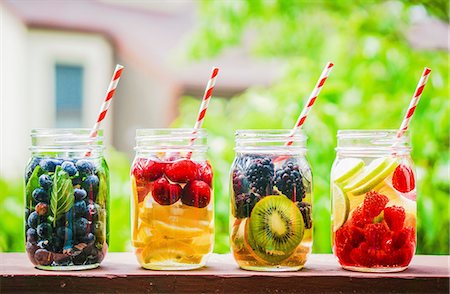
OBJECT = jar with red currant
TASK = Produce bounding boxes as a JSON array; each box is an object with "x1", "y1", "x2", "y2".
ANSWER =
[
  {"x1": 131, "y1": 129, "x2": 214, "y2": 270},
  {"x1": 230, "y1": 130, "x2": 313, "y2": 271},
  {"x1": 331, "y1": 130, "x2": 416, "y2": 272}
]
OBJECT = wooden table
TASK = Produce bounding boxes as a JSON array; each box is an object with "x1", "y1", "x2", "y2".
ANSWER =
[{"x1": 1, "y1": 253, "x2": 449, "y2": 293}]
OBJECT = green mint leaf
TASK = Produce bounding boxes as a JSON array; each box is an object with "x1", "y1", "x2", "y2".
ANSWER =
[
  {"x1": 50, "y1": 166, "x2": 74, "y2": 226},
  {"x1": 25, "y1": 166, "x2": 42, "y2": 210}
]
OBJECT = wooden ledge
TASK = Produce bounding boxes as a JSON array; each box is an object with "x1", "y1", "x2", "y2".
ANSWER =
[{"x1": 1, "y1": 253, "x2": 449, "y2": 293}]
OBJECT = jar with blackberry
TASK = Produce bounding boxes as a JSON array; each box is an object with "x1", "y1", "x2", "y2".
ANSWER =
[
  {"x1": 25, "y1": 129, "x2": 109, "y2": 270},
  {"x1": 230, "y1": 130, "x2": 312, "y2": 271}
]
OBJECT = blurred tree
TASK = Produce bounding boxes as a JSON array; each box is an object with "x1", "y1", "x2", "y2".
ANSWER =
[{"x1": 173, "y1": 0, "x2": 449, "y2": 254}]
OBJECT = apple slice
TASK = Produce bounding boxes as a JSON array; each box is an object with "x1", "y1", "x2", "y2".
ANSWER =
[
  {"x1": 348, "y1": 158, "x2": 397, "y2": 195},
  {"x1": 332, "y1": 184, "x2": 349, "y2": 231},
  {"x1": 344, "y1": 157, "x2": 389, "y2": 192},
  {"x1": 332, "y1": 158, "x2": 365, "y2": 184}
]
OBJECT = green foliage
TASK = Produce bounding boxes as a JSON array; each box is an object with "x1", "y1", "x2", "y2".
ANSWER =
[
  {"x1": 49, "y1": 166, "x2": 74, "y2": 226},
  {"x1": 179, "y1": 0, "x2": 449, "y2": 254},
  {"x1": 25, "y1": 166, "x2": 42, "y2": 210}
]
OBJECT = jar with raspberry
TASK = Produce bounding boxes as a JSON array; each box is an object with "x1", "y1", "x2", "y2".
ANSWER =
[
  {"x1": 331, "y1": 130, "x2": 416, "y2": 272},
  {"x1": 230, "y1": 130, "x2": 313, "y2": 271},
  {"x1": 131, "y1": 129, "x2": 214, "y2": 270}
]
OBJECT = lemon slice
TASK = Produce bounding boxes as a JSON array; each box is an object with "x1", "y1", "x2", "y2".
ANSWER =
[
  {"x1": 350, "y1": 159, "x2": 397, "y2": 195},
  {"x1": 153, "y1": 220, "x2": 204, "y2": 238},
  {"x1": 332, "y1": 184, "x2": 349, "y2": 231},
  {"x1": 131, "y1": 176, "x2": 139, "y2": 241},
  {"x1": 344, "y1": 157, "x2": 392, "y2": 192},
  {"x1": 332, "y1": 158, "x2": 365, "y2": 184}
]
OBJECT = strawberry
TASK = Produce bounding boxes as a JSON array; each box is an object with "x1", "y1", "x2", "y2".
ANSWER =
[
  {"x1": 392, "y1": 164, "x2": 415, "y2": 193},
  {"x1": 351, "y1": 206, "x2": 371, "y2": 228},
  {"x1": 364, "y1": 223, "x2": 389, "y2": 248},
  {"x1": 165, "y1": 159, "x2": 198, "y2": 183},
  {"x1": 152, "y1": 177, "x2": 182, "y2": 205},
  {"x1": 384, "y1": 206, "x2": 405, "y2": 231},
  {"x1": 363, "y1": 191, "x2": 389, "y2": 218},
  {"x1": 181, "y1": 180, "x2": 211, "y2": 208},
  {"x1": 197, "y1": 161, "x2": 213, "y2": 187}
]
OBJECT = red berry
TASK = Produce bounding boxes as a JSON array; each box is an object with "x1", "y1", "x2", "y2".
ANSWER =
[
  {"x1": 350, "y1": 242, "x2": 374, "y2": 267},
  {"x1": 384, "y1": 206, "x2": 406, "y2": 231},
  {"x1": 152, "y1": 177, "x2": 182, "y2": 205},
  {"x1": 392, "y1": 164, "x2": 415, "y2": 193},
  {"x1": 197, "y1": 161, "x2": 213, "y2": 187},
  {"x1": 351, "y1": 206, "x2": 371, "y2": 228},
  {"x1": 390, "y1": 242, "x2": 415, "y2": 266},
  {"x1": 364, "y1": 223, "x2": 389, "y2": 248},
  {"x1": 363, "y1": 191, "x2": 389, "y2": 219},
  {"x1": 165, "y1": 159, "x2": 198, "y2": 183},
  {"x1": 35, "y1": 203, "x2": 48, "y2": 216},
  {"x1": 392, "y1": 227, "x2": 415, "y2": 250},
  {"x1": 132, "y1": 158, "x2": 166, "y2": 181},
  {"x1": 181, "y1": 180, "x2": 211, "y2": 208}
]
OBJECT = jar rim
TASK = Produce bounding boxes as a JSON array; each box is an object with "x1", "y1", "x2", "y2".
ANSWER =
[
  {"x1": 30, "y1": 128, "x2": 104, "y2": 152},
  {"x1": 234, "y1": 129, "x2": 307, "y2": 154}
]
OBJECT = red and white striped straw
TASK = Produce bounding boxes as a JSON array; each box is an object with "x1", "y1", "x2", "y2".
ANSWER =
[
  {"x1": 286, "y1": 62, "x2": 334, "y2": 146},
  {"x1": 85, "y1": 64, "x2": 124, "y2": 156},
  {"x1": 396, "y1": 67, "x2": 431, "y2": 139}
]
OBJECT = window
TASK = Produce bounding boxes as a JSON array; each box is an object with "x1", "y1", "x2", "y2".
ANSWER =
[{"x1": 55, "y1": 64, "x2": 84, "y2": 127}]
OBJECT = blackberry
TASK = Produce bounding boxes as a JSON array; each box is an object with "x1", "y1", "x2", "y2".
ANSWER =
[
  {"x1": 232, "y1": 169, "x2": 249, "y2": 195},
  {"x1": 274, "y1": 161, "x2": 305, "y2": 201},
  {"x1": 297, "y1": 202, "x2": 312, "y2": 229},
  {"x1": 233, "y1": 192, "x2": 262, "y2": 218},
  {"x1": 245, "y1": 156, "x2": 274, "y2": 196}
]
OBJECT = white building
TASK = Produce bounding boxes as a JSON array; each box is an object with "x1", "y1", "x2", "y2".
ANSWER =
[{"x1": 0, "y1": 0, "x2": 283, "y2": 178}]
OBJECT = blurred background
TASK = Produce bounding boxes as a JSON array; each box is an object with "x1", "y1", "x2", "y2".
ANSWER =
[{"x1": 0, "y1": 0, "x2": 448, "y2": 255}]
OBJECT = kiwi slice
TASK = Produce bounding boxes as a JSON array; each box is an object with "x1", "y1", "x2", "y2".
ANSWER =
[{"x1": 244, "y1": 195, "x2": 304, "y2": 264}]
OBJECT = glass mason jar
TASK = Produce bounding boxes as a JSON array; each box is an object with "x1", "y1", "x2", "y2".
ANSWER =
[
  {"x1": 331, "y1": 130, "x2": 416, "y2": 272},
  {"x1": 230, "y1": 130, "x2": 313, "y2": 271},
  {"x1": 25, "y1": 129, "x2": 109, "y2": 270},
  {"x1": 130, "y1": 129, "x2": 214, "y2": 270}
]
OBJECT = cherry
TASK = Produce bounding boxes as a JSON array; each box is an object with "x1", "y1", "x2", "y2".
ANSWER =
[
  {"x1": 181, "y1": 180, "x2": 211, "y2": 208},
  {"x1": 152, "y1": 177, "x2": 182, "y2": 205},
  {"x1": 165, "y1": 159, "x2": 198, "y2": 183}
]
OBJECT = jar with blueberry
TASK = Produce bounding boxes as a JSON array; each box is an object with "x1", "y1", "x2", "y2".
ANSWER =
[
  {"x1": 130, "y1": 129, "x2": 214, "y2": 270},
  {"x1": 25, "y1": 129, "x2": 109, "y2": 270},
  {"x1": 230, "y1": 130, "x2": 313, "y2": 271}
]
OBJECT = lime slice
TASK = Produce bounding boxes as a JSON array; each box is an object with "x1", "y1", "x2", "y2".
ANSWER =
[
  {"x1": 332, "y1": 158, "x2": 365, "y2": 184},
  {"x1": 344, "y1": 157, "x2": 389, "y2": 192},
  {"x1": 349, "y1": 158, "x2": 398, "y2": 195},
  {"x1": 332, "y1": 184, "x2": 349, "y2": 231}
]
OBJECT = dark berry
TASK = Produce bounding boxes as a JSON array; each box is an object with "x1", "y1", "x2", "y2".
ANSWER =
[
  {"x1": 152, "y1": 177, "x2": 182, "y2": 205},
  {"x1": 32, "y1": 188, "x2": 48, "y2": 203},
  {"x1": 232, "y1": 169, "x2": 250, "y2": 195},
  {"x1": 233, "y1": 192, "x2": 261, "y2": 218},
  {"x1": 82, "y1": 175, "x2": 99, "y2": 199},
  {"x1": 74, "y1": 188, "x2": 87, "y2": 201},
  {"x1": 181, "y1": 180, "x2": 211, "y2": 208},
  {"x1": 35, "y1": 202, "x2": 49, "y2": 216},
  {"x1": 275, "y1": 161, "x2": 305, "y2": 201},
  {"x1": 25, "y1": 208, "x2": 30, "y2": 222},
  {"x1": 74, "y1": 217, "x2": 88, "y2": 237},
  {"x1": 61, "y1": 161, "x2": 77, "y2": 176},
  {"x1": 83, "y1": 233, "x2": 96, "y2": 244},
  {"x1": 165, "y1": 159, "x2": 198, "y2": 183},
  {"x1": 72, "y1": 177, "x2": 83, "y2": 186},
  {"x1": 27, "y1": 211, "x2": 41, "y2": 229},
  {"x1": 72, "y1": 251, "x2": 87, "y2": 265},
  {"x1": 245, "y1": 156, "x2": 274, "y2": 196},
  {"x1": 56, "y1": 226, "x2": 73, "y2": 241},
  {"x1": 75, "y1": 160, "x2": 96, "y2": 176},
  {"x1": 25, "y1": 157, "x2": 41, "y2": 182},
  {"x1": 37, "y1": 223, "x2": 53, "y2": 238},
  {"x1": 34, "y1": 249, "x2": 54, "y2": 265},
  {"x1": 37, "y1": 240, "x2": 52, "y2": 251},
  {"x1": 26, "y1": 228, "x2": 38, "y2": 243},
  {"x1": 40, "y1": 159, "x2": 61, "y2": 172},
  {"x1": 39, "y1": 174, "x2": 53, "y2": 190},
  {"x1": 74, "y1": 201, "x2": 87, "y2": 217},
  {"x1": 297, "y1": 201, "x2": 313, "y2": 229}
]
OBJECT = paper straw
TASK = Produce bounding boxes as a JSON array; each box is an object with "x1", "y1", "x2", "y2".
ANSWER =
[
  {"x1": 186, "y1": 67, "x2": 219, "y2": 158},
  {"x1": 85, "y1": 64, "x2": 124, "y2": 156},
  {"x1": 286, "y1": 62, "x2": 334, "y2": 146},
  {"x1": 396, "y1": 67, "x2": 431, "y2": 140}
]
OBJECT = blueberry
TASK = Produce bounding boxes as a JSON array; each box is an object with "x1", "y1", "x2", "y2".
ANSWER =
[
  {"x1": 25, "y1": 157, "x2": 41, "y2": 182},
  {"x1": 32, "y1": 188, "x2": 48, "y2": 203},
  {"x1": 37, "y1": 240, "x2": 52, "y2": 251},
  {"x1": 37, "y1": 223, "x2": 52, "y2": 238},
  {"x1": 74, "y1": 217, "x2": 88, "y2": 238},
  {"x1": 26, "y1": 228, "x2": 38, "y2": 243},
  {"x1": 82, "y1": 175, "x2": 99, "y2": 198},
  {"x1": 56, "y1": 226, "x2": 73, "y2": 240},
  {"x1": 25, "y1": 208, "x2": 30, "y2": 221},
  {"x1": 83, "y1": 233, "x2": 96, "y2": 244},
  {"x1": 51, "y1": 236, "x2": 64, "y2": 252},
  {"x1": 27, "y1": 211, "x2": 40, "y2": 229},
  {"x1": 39, "y1": 174, "x2": 53, "y2": 190},
  {"x1": 72, "y1": 251, "x2": 87, "y2": 265},
  {"x1": 76, "y1": 160, "x2": 96, "y2": 176},
  {"x1": 40, "y1": 159, "x2": 61, "y2": 172},
  {"x1": 74, "y1": 201, "x2": 86, "y2": 217},
  {"x1": 72, "y1": 177, "x2": 83, "y2": 186},
  {"x1": 61, "y1": 161, "x2": 77, "y2": 176},
  {"x1": 74, "y1": 188, "x2": 87, "y2": 201}
]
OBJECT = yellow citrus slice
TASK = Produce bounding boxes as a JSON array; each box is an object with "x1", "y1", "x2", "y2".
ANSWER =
[
  {"x1": 152, "y1": 203, "x2": 211, "y2": 221},
  {"x1": 332, "y1": 158, "x2": 365, "y2": 184},
  {"x1": 131, "y1": 175, "x2": 139, "y2": 242},
  {"x1": 332, "y1": 184, "x2": 349, "y2": 232},
  {"x1": 139, "y1": 241, "x2": 196, "y2": 264},
  {"x1": 153, "y1": 220, "x2": 205, "y2": 238}
]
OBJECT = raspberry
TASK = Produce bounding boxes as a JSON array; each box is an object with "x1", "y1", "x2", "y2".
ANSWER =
[
  {"x1": 165, "y1": 159, "x2": 198, "y2": 183},
  {"x1": 384, "y1": 206, "x2": 406, "y2": 231},
  {"x1": 363, "y1": 191, "x2": 389, "y2": 218},
  {"x1": 181, "y1": 180, "x2": 211, "y2": 208},
  {"x1": 364, "y1": 223, "x2": 389, "y2": 248},
  {"x1": 392, "y1": 227, "x2": 415, "y2": 250},
  {"x1": 392, "y1": 164, "x2": 415, "y2": 193},
  {"x1": 390, "y1": 242, "x2": 415, "y2": 266},
  {"x1": 152, "y1": 177, "x2": 182, "y2": 205},
  {"x1": 350, "y1": 242, "x2": 374, "y2": 267},
  {"x1": 351, "y1": 206, "x2": 370, "y2": 228},
  {"x1": 335, "y1": 225, "x2": 365, "y2": 265}
]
